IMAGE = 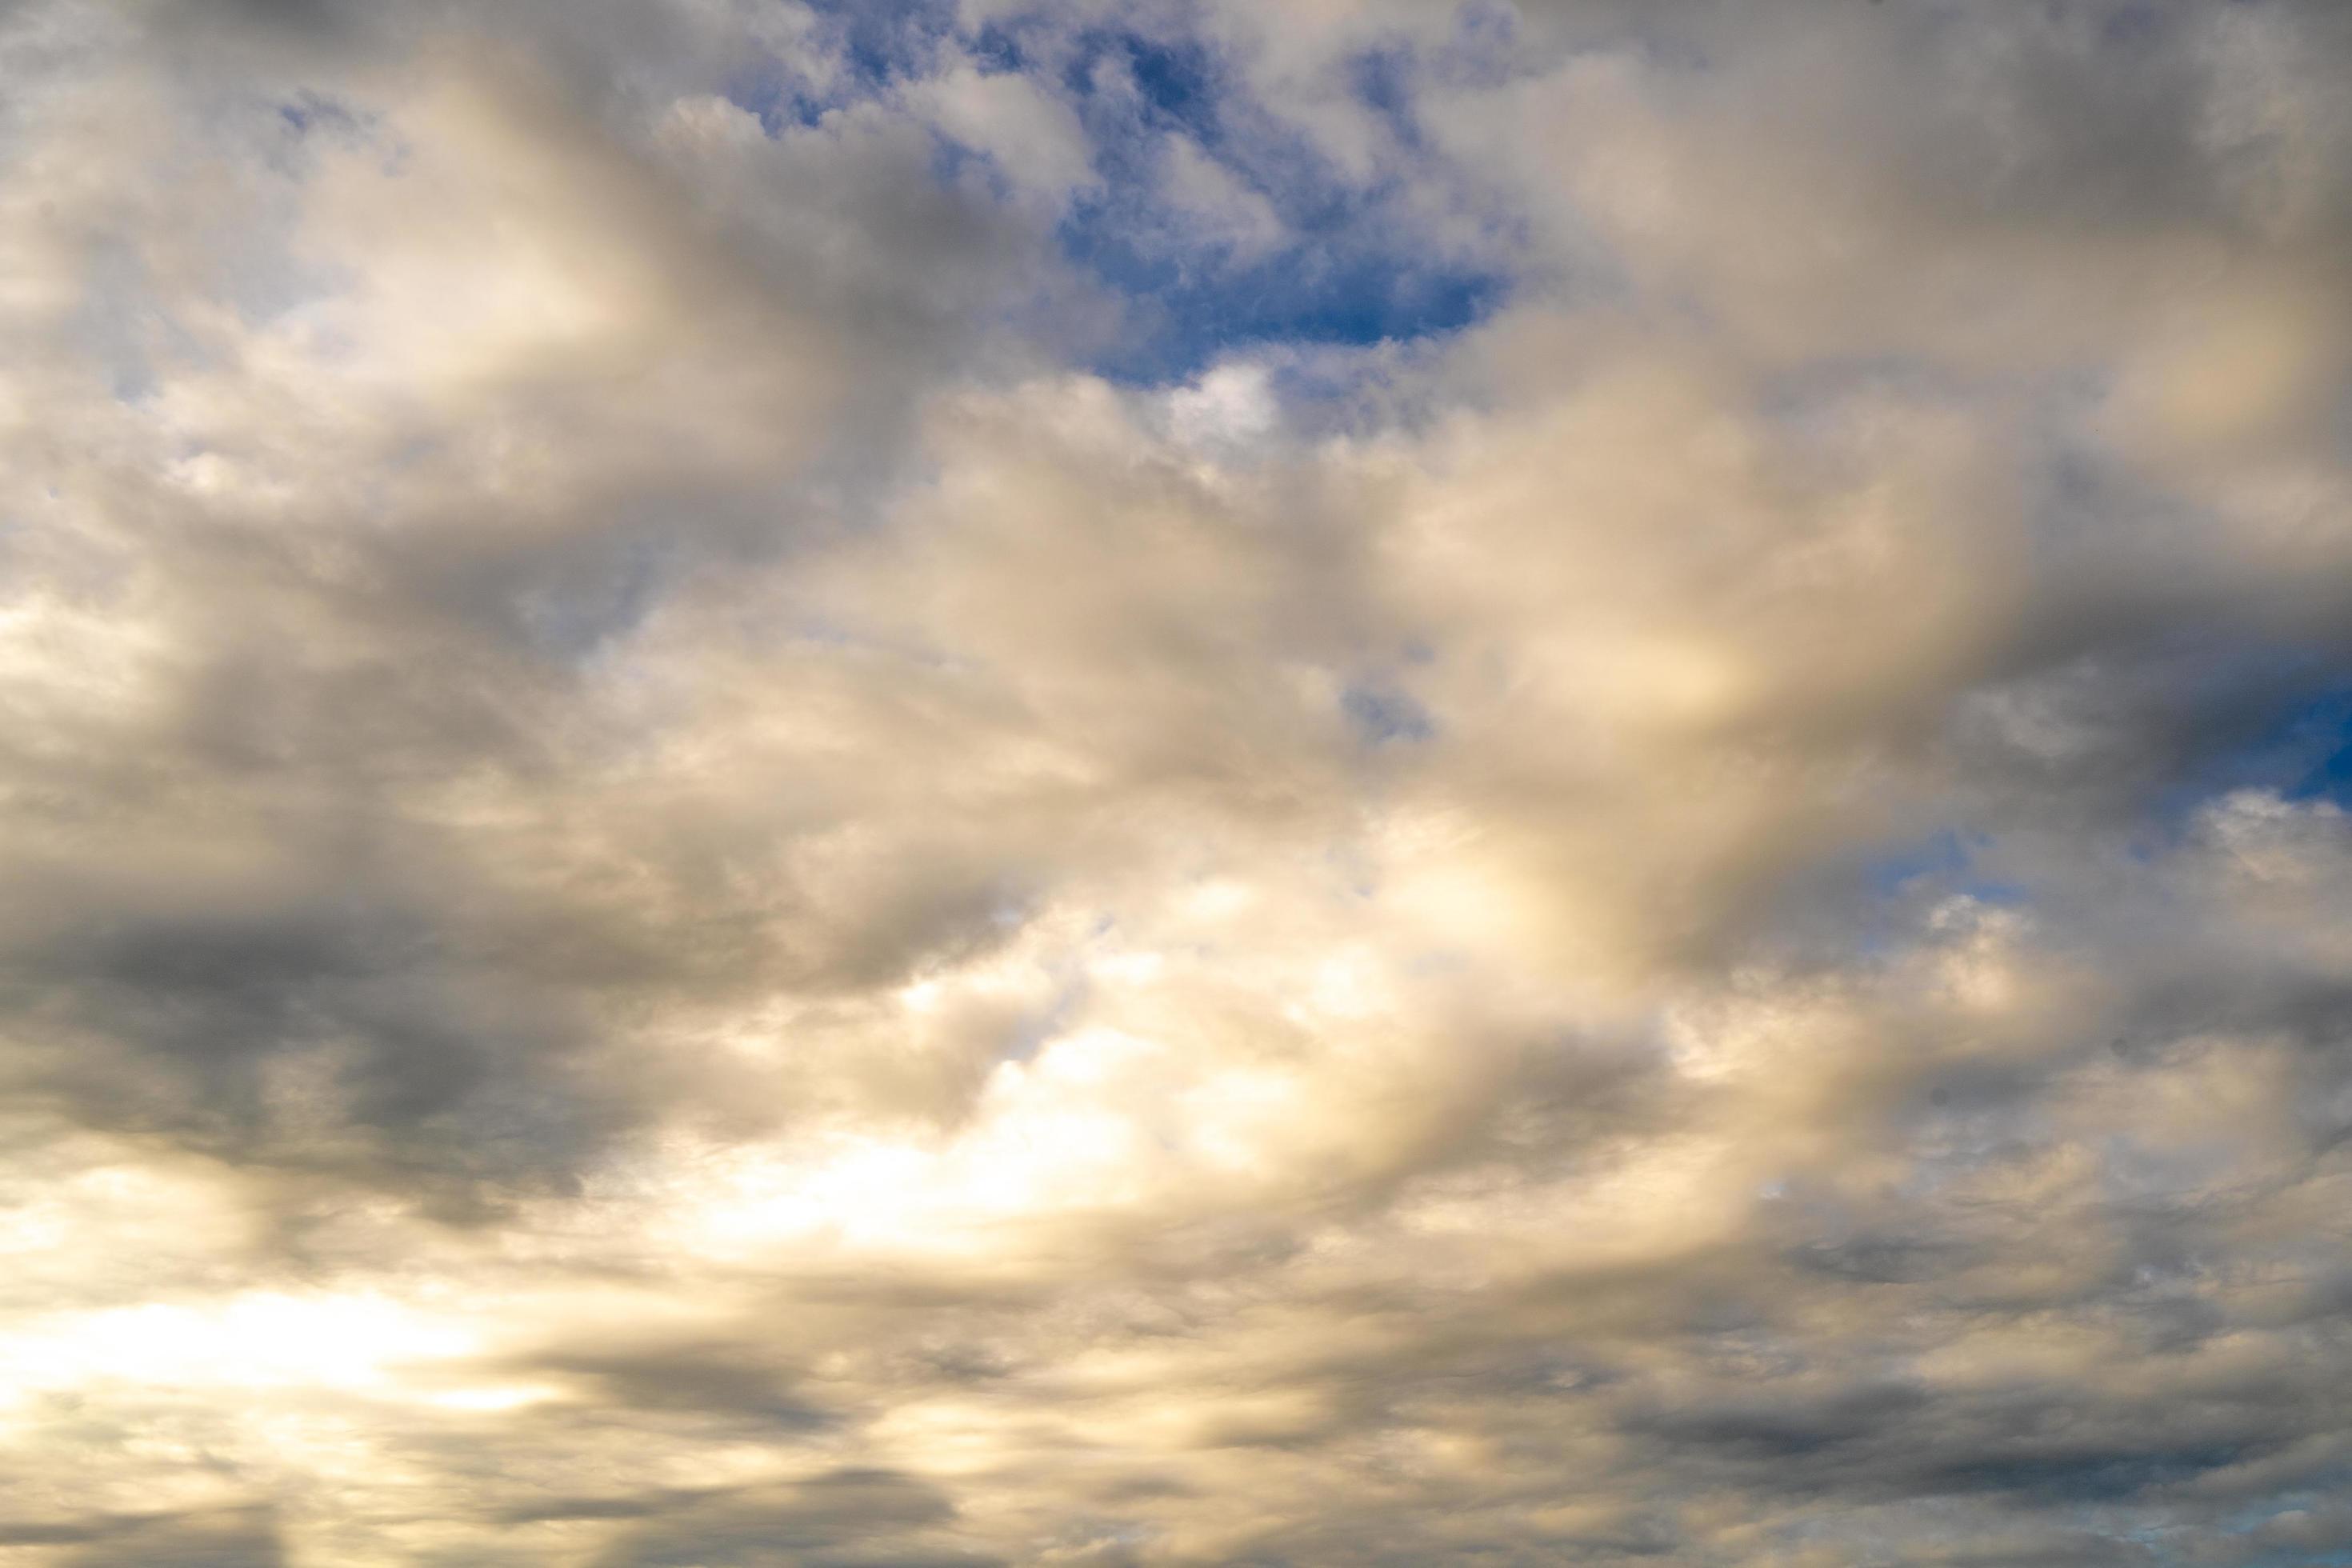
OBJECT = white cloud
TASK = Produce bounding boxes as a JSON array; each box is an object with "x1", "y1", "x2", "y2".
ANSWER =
[{"x1": 914, "y1": 62, "x2": 1098, "y2": 206}]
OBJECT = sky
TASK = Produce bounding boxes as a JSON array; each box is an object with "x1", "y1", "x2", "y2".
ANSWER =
[{"x1": 3, "y1": 0, "x2": 2352, "y2": 1562}]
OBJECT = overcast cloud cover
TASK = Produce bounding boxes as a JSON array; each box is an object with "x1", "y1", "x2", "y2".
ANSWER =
[{"x1": 5, "y1": 0, "x2": 2352, "y2": 1562}]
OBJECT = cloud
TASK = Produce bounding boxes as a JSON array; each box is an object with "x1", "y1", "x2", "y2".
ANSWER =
[
  {"x1": 582, "y1": 1469, "x2": 980, "y2": 1568},
  {"x1": 2, "y1": 0, "x2": 2351, "y2": 1563},
  {"x1": 0, "y1": 1506, "x2": 286, "y2": 1568}
]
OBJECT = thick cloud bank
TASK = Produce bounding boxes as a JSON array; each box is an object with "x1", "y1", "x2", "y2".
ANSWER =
[{"x1": 5, "y1": 1, "x2": 2352, "y2": 1562}]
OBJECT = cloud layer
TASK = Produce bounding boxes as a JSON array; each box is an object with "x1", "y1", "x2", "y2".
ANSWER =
[{"x1": 5, "y1": 1, "x2": 2352, "y2": 1562}]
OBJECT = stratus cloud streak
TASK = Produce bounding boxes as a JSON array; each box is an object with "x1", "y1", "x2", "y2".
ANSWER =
[{"x1": 3, "y1": 1, "x2": 2352, "y2": 1563}]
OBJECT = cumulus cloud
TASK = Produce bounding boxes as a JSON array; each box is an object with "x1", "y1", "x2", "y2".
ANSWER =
[{"x1": 2, "y1": 0, "x2": 2350, "y2": 1562}]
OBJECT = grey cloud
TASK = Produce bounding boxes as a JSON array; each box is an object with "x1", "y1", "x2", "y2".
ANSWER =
[
  {"x1": 516, "y1": 1339, "x2": 839, "y2": 1430},
  {"x1": 584, "y1": 1468, "x2": 984, "y2": 1568},
  {"x1": 0, "y1": 1506, "x2": 289, "y2": 1568}
]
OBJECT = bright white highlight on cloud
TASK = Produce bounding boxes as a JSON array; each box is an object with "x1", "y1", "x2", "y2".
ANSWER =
[{"x1": 3, "y1": 1, "x2": 2352, "y2": 1563}]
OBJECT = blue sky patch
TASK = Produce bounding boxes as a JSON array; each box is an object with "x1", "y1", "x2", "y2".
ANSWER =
[
  {"x1": 2148, "y1": 662, "x2": 2352, "y2": 825},
  {"x1": 1062, "y1": 209, "x2": 1505, "y2": 382},
  {"x1": 1341, "y1": 682, "x2": 1435, "y2": 747},
  {"x1": 721, "y1": 7, "x2": 1514, "y2": 381},
  {"x1": 805, "y1": 0, "x2": 958, "y2": 92},
  {"x1": 1862, "y1": 828, "x2": 2026, "y2": 907},
  {"x1": 2278, "y1": 686, "x2": 2352, "y2": 809},
  {"x1": 1038, "y1": 22, "x2": 1510, "y2": 379}
]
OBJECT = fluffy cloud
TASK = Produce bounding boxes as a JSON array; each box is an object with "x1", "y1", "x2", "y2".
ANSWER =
[{"x1": 2, "y1": 1, "x2": 2350, "y2": 1562}]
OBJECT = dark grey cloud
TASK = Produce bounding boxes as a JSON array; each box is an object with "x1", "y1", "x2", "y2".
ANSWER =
[
  {"x1": 584, "y1": 1469, "x2": 984, "y2": 1568},
  {"x1": 0, "y1": 1506, "x2": 289, "y2": 1568},
  {"x1": 515, "y1": 1338, "x2": 839, "y2": 1430}
]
